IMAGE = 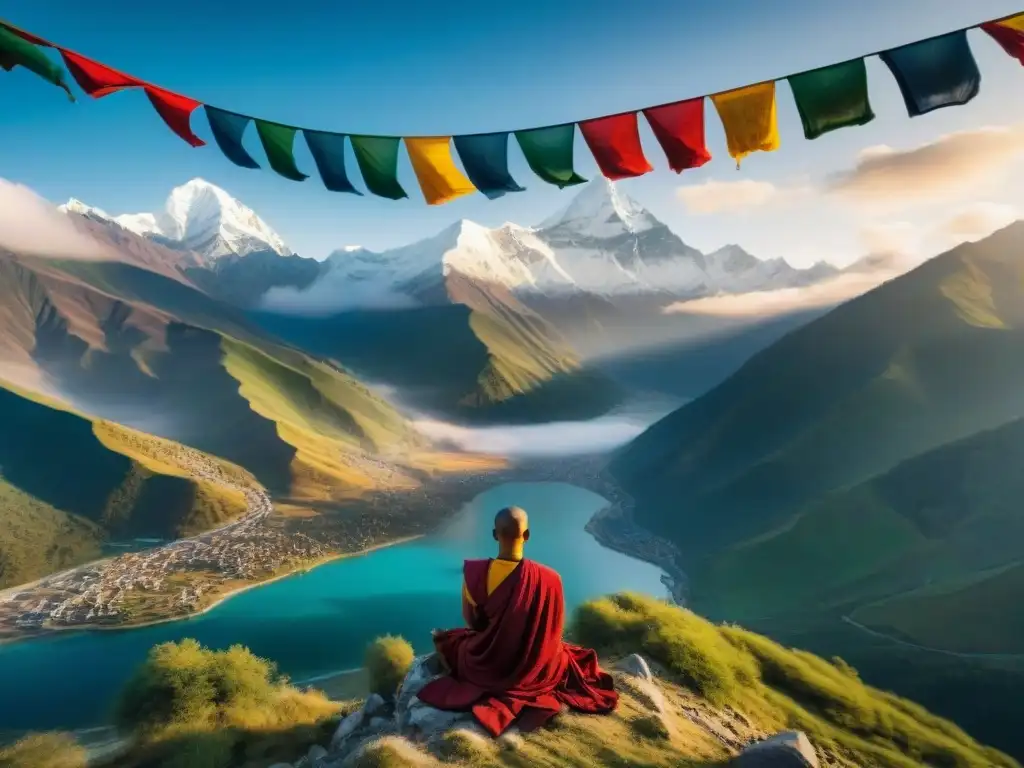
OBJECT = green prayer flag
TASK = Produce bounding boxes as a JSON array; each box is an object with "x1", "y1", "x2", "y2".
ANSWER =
[
  {"x1": 255, "y1": 119, "x2": 308, "y2": 182},
  {"x1": 350, "y1": 135, "x2": 407, "y2": 200},
  {"x1": 0, "y1": 26, "x2": 73, "y2": 99},
  {"x1": 788, "y1": 59, "x2": 874, "y2": 140},
  {"x1": 514, "y1": 124, "x2": 587, "y2": 188}
]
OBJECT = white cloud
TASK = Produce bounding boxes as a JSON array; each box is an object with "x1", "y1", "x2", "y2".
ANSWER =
[
  {"x1": 827, "y1": 125, "x2": 1024, "y2": 205},
  {"x1": 858, "y1": 221, "x2": 918, "y2": 260},
  {"x1": 662, "y1": 271, "x2": 900, "y2": 318},
  {"x1": 940, "y1": 202, "x2": 1017, "y2": 241},
  {"x1": 0, "y1": 178, "x2": 109, "y2": 260},
  {"x1": 676, "y1": 179, "x2": 781, "y2": 215},
  {"x1": 411, "y1": 414, "x2": 653, "y2": 457}
]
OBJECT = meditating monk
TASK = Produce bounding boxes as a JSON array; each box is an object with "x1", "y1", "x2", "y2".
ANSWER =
[{"x1": 416, "y1": 506, "x2": 618, "y2": 736}]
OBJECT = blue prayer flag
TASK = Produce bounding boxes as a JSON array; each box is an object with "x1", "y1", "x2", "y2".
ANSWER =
[
  {"x1": 453, "y1": 133, "x2": 524, "y2": 199},
  {"x1": 880, "y1": 31, "x2": 980, "y2": 117},
  {"x1": 205, "y1": 106, "x2": 260, "y2": 169},
  {"x1": 304, "y1": 130, "x2": 362, "y2": 195}
]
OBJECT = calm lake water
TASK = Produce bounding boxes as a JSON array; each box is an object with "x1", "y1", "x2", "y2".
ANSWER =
[{"x1": 0, "y1": 482, "x2": 668, "y2": 732}]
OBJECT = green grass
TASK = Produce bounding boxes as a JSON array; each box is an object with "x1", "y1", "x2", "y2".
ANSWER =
[
  {"x1": 852, "y1": 561, "x2": 1024, "y2": 654},
  {"x1": 571, "y1": 594, "x2": 1018, "y2": 768},
  {"x1": 13, "y1": 598, "x2": 1019, "y2": 768}
]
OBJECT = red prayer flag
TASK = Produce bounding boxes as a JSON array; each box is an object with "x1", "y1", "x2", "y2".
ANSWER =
[
  {"x1": 59, "y1": 49, "x2": 204, "y2": 146},
  {"x1": 59, "y1": 49, "x2": 141, "y2": 96},
  {"x1": 578, "y1": 113, "x2": 653, "y2": 180},
  {"x1": 642, "y1": 98, "x2": 711, "y2": 173},
  {"x1": 145, "y1": 86, "x2": 205, "y2": 147},
  {"x1": 982, "y1": 22, "x2": 1024, "y2": 66}
]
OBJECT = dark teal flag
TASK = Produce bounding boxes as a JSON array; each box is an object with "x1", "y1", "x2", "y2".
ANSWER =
[
  {"x1": 514, "y1": 124, "x2": 587, "y2": 188},
  {"x1": 788, "y1": 59, "x2": 875, "y2": 139},
  {"x1": 880, "y1": 31, "x2": 980, "y2": 117},
  {"x1": 453, "y1": 133, "x2": 524, "y2": 199},
  {"x1": 304, "y1": 130, "x2": 361, "y2": 194},
  {"x1": 205, "y1": 107, "x2": 260, "y2": 169}
]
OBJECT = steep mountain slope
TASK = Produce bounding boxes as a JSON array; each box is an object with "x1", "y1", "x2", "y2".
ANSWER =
[
  {"x1": 253, "y1": 272, "x2": 623, "y2": 425},
  {"x1": 612, "y1": 222, "x2": 1024, "y2": 560},
  {"x1": 610, "y1": 223, "x2": 1024, "y2": 757},
  {"x1": 0, "y1": 236, "x2": 428, "y2": 502},
  {"x1": 694, "y1": 416, "x2": 1024, "y2": 639},
  {"x1": 0, "y1": 382, "x2": 256, "y2": 588}
]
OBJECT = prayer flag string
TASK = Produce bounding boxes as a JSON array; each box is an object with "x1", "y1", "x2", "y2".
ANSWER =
[{"x1": 2, "y1": 12, "x2": 1023, "y2": 204}]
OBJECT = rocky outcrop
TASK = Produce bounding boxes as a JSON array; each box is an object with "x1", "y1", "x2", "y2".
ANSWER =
[{"x1": 273, "y1": 652, "x2": 825, "y2": 768}]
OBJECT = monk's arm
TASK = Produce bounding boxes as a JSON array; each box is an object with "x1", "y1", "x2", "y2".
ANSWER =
[{"x1": 461, "y1": 580, "x2": 488, "y2": 630}]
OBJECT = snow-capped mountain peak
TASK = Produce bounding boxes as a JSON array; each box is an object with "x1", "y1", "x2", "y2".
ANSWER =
[
  {"x1": 539, "y1": 177, "x2": 657, "y2": 238},
  {"x1": 61, "y1": 178, "x2": 292, "y2": 261},
  {"x1": 59, "y1": 198, "x2": 112, "y2": 220}
]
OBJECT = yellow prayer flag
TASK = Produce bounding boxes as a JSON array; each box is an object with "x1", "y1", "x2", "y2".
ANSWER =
[
  {"x1": 405, "y1": 136, "x2": 476, "y2": 205},
  {"x1": 997, "y1": 13, "x2": 1024, "y2": 32},
  {"x1": 711, "y1": 82, "x2": 780, "y2": 166}
]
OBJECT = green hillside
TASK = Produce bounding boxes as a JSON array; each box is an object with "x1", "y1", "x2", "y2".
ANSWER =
[
  {"x1": 7, "y1": 593, "x2": 1015, "y2": 768},
  {"x1": 612, "y1": 223, "x2": 1024, "y2": 560},
  {"x1": 610, "y1": 224, "x2": 1024, "y2": 757},
  {"x1": 693, "y1": 416, "x2": 1024, "y2": 632},
  {"x1": 0, "y1": 252, "x2": 432, "y2": 502},
  {"x1": 0, "y1": 382, "x2": 257, "y2": 588}
]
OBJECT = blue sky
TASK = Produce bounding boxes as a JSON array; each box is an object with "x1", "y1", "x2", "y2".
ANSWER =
[{"x1": 3, "y1": 0, "x2": 1024, "y2": 265}]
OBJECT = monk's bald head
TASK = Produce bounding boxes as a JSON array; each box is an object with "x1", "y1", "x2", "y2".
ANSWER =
[{"x1": 493, "y1": 506, "x2": 529, "y2": 544}]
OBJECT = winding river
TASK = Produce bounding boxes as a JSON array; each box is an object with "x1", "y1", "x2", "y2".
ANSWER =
[{"x1": 0, "y1": 482, "x2": 668, "y2": 732}]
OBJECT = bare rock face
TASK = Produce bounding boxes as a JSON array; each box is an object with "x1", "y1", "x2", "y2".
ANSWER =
[{"x1": 731, "y1": 730, "x2": 820, "y2": 768}]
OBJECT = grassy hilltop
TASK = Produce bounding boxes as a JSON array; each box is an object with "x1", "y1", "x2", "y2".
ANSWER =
[{"x1": 1, "y1": 594, "x2": 1015, "y2": 768}]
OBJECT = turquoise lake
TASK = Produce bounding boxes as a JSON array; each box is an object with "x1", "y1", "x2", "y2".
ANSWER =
[{"x1": 0, "y1": 482, "x2": 668, "y2": 732}]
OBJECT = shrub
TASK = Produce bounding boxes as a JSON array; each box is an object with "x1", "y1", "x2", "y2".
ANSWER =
[
  {"x1": 0, "y1": 732, "x2": 88, "y2": 768},
  {"x1": 116, "y1": 639, "x2": 279, "y2": 733},
  {"x1": 570, "y1": 592, "x2": 755, "y2": 704},
  {"x1": 365, "y1": 635, "x2": 415, "y2": 700},
  {"x1": 113, "y1": 639, "x2": 340, "y2": 768}
]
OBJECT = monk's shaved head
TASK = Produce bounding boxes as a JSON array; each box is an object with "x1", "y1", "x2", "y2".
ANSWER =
[{"x1": 494, "y1": 506, "x2": 529, "y2": 542}]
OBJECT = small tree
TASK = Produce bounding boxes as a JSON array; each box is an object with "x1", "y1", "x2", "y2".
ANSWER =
[
  {"x1": 115, "y1": 639, "x2": 278, "y2": 733},
  {"x1": 364, "y1": 635, "x2": 414, "y2": 700}
]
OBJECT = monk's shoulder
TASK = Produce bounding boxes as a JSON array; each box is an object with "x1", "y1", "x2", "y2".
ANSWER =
[
  {"x1": 525, "y1": 559, "x2": 563, "y2": 586},
  {"x1": 463, "y1": 558, "x2": 490, "y2": 577}
]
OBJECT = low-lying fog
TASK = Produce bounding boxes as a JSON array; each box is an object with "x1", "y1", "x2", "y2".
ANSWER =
[{"x1": 409, "y1": 396, "x2": 683, "y2": 457}]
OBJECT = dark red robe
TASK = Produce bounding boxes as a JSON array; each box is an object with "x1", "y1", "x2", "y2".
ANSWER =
[{"x1": 416, "y1": 558, "x2": 618, "y2": 736}]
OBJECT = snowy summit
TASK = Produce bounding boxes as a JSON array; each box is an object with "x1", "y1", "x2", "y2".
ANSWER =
[{"x1": 60, "y1": 178, "x2": 291, "y2": 261}]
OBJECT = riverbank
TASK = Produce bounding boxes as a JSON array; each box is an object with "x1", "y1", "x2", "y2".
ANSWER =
[{"x1": 0, "y1": 451, "x2": 677, "y2": 644}]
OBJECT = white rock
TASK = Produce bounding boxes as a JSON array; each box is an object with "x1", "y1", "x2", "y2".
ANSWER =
[
  {"x1": 614, "y1": 653, "x2": 653, "y2": 681},
  {"x1": 331, "y1": 709, "x2": 364, "y2": 749},
  {"x1": 731, "y1": 730, "x2": 819, "y2": 767},
  {"x1": 363, "y1": 692, "x2": 387, "y2": 718},
  {"x1": 307, "y1": 744, "x2": 328, "y2": 765}
]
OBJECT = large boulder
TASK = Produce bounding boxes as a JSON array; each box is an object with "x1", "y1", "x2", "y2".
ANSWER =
[
  {"x1": 394, "y1": 653, "x2": 480, "y2": 739},
  {"x1": 730, "y1": 731, "x2": 819, "y2": 767}
]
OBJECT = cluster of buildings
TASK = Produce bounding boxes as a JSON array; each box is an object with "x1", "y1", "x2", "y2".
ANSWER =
[{"x1": 0, "y1": 486, "x2": 331, "y2": 632}]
